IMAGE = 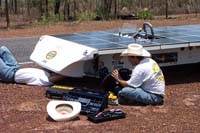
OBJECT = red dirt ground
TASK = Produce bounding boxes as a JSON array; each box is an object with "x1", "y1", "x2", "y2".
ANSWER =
[{"x1": 0, "y1": 15, "x2": 200, "y2": 132}]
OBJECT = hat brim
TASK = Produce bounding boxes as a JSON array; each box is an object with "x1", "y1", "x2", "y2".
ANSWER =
[{"x1": 121, "y1": 49, "x2": 151, "y2": 57}]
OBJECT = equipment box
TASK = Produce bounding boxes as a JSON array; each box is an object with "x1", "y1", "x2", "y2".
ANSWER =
[{"x1": 45, "y1": 86, "x2": 109, "y2": 114}]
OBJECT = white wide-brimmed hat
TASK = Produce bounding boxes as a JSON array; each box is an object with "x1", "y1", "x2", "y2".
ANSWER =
[
  {"x1": 121, "y1": 43, "x2": 151, "y2": 57},
  {"x1": 47, "y1": 100, "x2": 81, "y2": 121}
]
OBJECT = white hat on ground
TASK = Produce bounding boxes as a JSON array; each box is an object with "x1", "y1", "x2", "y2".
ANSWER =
[
  {"x1": 47, "y1": 100, "x2": 81, "y2": 121},
  {"x1": 121, "y1": 43, "x2": 151, "y2": 57}
]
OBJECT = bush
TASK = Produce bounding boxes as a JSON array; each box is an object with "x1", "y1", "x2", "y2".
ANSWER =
[
  {"x1": 77, "y1": 11, "x2": 97, "y2": 21},
  {"x1": 138, "y1": 8, "x2": 154, "y2": 20}
]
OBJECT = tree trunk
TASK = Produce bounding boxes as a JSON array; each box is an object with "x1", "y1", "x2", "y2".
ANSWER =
[
  {"x1": 165, "y1": 0, "x2": 168, "y2": 19},
  {"x1": 64, "y1": 0, "x2": 70, "y2": 21},
  {"x1": 55, "y1": 0, "x2": 61, "y2": 15},
  {"x1": 64, "y1": 0, "x2": 66, "y2": 21},
  {"x1": 0, "y1": 0, "x2": 2, "y2": 17},
  {"x1": 107, "y1": 0, "x2": 112, "y2": 14},
  {"x1": 114, "y1": 0, "x2": 117, "y2": 18},
  {"x1": 139, "y1": 0, "x2": 143, "y2": 9},
  {"x1": 26, "y1": 0, "x2": 30, "y2": 17},
  {"x1": 195, "y1": 0, "x2": 199, "y2": 16},
  {"x1": 67, "y1": 0, "x2": 70, "y2": 20},
  {"x1": 73, "y1": 0, "x2": 76, "y2": 20},
  {"x1": 39, "y1": 0, "x2": 43, "y2": 19},
  {"x1": 45, "y1": 0, "x2": 48, "y2": 18},
  {"x1": 14, "y1": 0, "x2": 17, "y2": 14},
  {"x1": 10, "y1": 0, "x2": 13, "y2": 13},
  {"x1": 150, "y1": 0, "x2": 154, "y2": 9},
  {"x1": 5, "y1": 0, "x2": 10, "y2": 29},
  {"x1": 103, "y1": 0, "x2": 112, "y2": 18}
]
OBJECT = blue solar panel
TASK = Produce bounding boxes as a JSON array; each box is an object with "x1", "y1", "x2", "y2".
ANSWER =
[
  {"x1": 135, "y1": 40, "x2": 160, "y2": 46},
  {"x1": 155, "y1": 32, "x2": 185, "y2": 37},
  {"x1": 86, "y1": 42, "x2": 125, "y2": 49},
  {"x1": 72, "y1": 38, "x2": 109, "y2": 45},
  {"x1": 53, "y1": 24, "x2": 200, "y2": 51},
  {"x1": 176, "y1": 36, "x2": 200, "y2": 42},
  {"x1": 180, "y1": 31, "x2": 200, "y2": 36},
  {"x1": 53, "y1": 34, "x2": 84, "y2": 41},
  {"x1": 104, "y1": 29, "x2": 121, "y2": 34},
  {"x1": 152, "y1": 37, "x2": 187, "y2": 44}
]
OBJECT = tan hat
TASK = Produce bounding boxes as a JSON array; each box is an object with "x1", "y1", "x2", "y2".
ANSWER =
[{"x1": 121, "y1": 43, "x2": 151, "y2": 57}]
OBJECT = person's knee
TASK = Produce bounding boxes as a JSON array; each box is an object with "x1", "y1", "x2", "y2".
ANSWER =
[
  {"x1": 131, "y1": 91, "x2": 163, "y2": 105},
  {"x1": 118, "y1": 88, "x2": 147, "y2": 105},
  {"x1": 118, "y1": 87, "x2": 136, "y2": 98},
  {"x1": 150, "y1": 95, "x2": 164, "y2": 105},
  {"x1": 118, "y1": 88, "x2": 164, "y2": 105},
  {"x1": 0, "y1": 46, "x2": 8, "y2": 51},
  {"x1": 119, "y1": 88, "x2": 148, "y2": 103},
  {"x1": 0, "y1": 46, "x2": 9, "y2": 55}
]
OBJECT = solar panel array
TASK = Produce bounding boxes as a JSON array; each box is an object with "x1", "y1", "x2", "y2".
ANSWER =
[{"x1": 53, "y1": 24, "x2": 200, "y2": 52}]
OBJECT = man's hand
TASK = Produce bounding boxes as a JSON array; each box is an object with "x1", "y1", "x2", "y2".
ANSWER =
[
  {"x1": 111, "y1": 69, "x2": 120, "y2": 81},
  {"x1": 111, "y1": 69, "x2": 129, "y2": 87}
]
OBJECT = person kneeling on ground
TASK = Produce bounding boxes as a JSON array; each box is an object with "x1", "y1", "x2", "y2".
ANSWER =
[
  {"x1": 0, "y1": 46, "x2": 64, "y2": 86},
  {"x1": 101, "y1": 44, "x2": 165, "y2": 105}
]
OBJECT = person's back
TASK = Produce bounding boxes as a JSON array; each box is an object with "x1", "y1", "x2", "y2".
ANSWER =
[{"x1": 127, "y1": 58, "x2": 165, "y2": 96}]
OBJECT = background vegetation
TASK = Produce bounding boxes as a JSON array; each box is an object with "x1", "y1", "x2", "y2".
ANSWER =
[{"x1": 0, "y1": 0, "x2": 200, "y2": 28}]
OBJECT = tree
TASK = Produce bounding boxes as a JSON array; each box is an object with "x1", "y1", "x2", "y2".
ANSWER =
[
  {"x1": 5, "y1": 0, "x2": 10, "y2": 28},
  {"x1": 139, "y1": 0, "x2": 143, "y2": 9},
  {"x1": 39, "y1": 0, "x2": 43, "y2": 19},
  {"x1": 165, "y1": 0, "x2": 168, "y2": 19},
  {"x1": 104, "y1": 0, "x2": 112, "y2": 16},
  {"x1": 73, "y1": 0, "x2": 76, "y2": 20},
  {"x1": 195, "y1": 0, "x2": 199, "y2": 16},
  {"x1": 0, "y1": 0, "x2": 2, "y2": 17},
  {"x1": 149, "y1": 0, "x2": 154, "y2": 9},
  {"x1": 98, "y1": 0, "x2": 113, "y2": 19},
  {"x1": 55, "y1": 0, "x2": 61, "y2": 15},
  {"x1": 45, "y1": 0, "x2": 48, "y2": 18},
  {"x1": 14, "y1": 0, "x2": 17, "y2": 14},
  {"x1": 114, "y1": 0, "x2": 117, "y2": 18},
  {"x1": 64, "y1": 0, "x2": 71, "y2": 21},
  {"x1": 26, "y1": 0, "x2": 31, "y2": 17},
  {"x1": 0, "y1": 0, "x2": 198, "y2": 25}
]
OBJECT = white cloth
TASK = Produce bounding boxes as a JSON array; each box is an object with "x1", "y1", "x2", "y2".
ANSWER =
[
  {"x1": 127, "y1": 58, "x2": 165, "y2": 95},
  {"x1": 14, "y1": 68, "x2": 53, "y2": 86}
]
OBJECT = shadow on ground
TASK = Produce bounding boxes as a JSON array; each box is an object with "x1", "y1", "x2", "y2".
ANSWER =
[{"x1": 162, "y1": 62, "x2": 200, "y2": 85}]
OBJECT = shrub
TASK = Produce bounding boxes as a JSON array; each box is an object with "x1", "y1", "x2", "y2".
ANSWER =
[
  {"x1": 77, "y1": 11, "x2": 97, "y2": 21},
  {"x1": 138, "y1": 8, "x2": 154, "y2": 20}
]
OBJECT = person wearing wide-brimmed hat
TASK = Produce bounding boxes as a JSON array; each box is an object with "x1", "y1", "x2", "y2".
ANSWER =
[{"x1": 102, "y1": 43, "x2": 165, "y2": 105}]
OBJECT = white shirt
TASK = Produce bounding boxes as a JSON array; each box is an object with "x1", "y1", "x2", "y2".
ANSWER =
[
  {"x1": 127, "y1": 58, "x2": 165, "y2": 95},
  {"x1": 14, "y1": 68, "x2": 53, "y2": 86}
]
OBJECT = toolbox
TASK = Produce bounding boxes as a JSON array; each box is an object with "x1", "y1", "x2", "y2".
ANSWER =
[
  {"x1": 87, "y1": 109, "x2": 126, "y2": 123},
  {"x1": 45, "y1": 85, "x2": 109, "y2": 114}
]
